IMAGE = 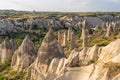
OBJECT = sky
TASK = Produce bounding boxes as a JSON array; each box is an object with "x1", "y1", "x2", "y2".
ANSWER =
[{"x1": 0, "y1": 0, "x2": 120, "y2": 12}]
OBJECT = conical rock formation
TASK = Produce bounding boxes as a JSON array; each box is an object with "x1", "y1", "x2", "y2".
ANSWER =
[
  {"x1": 26, "y1": 28, "x2": 65, "y2": 80},
  {"x1": 11, "y1": 36, "x2": 37, "y2": 71},
  {"x1": 0, "y1": 38, "x2": 17, "y2": 63}
]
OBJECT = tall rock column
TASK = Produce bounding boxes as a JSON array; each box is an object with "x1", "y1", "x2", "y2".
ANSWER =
[
  {"x1": 70, "y1": 30, "x2": 75, "y2": 50},
  {"x1": 58, "y1": 31, "x2": 64, "y2": 45},
  {"x1": 58, "y1": 31, "x2": 61, "y2": 44},
  {"x1": 111, "y1": 22, "x2": 116, "y2": 32},
  {"x1": 67, "y1": 27, "x2": 72, "y2": 41},
  {"x1": 105, "y1": 23, "x2": 112, "y2": 37},
  {"x1": 63, "y1": 31, "x2": 67, "y2": 46},
  {"x1": 82, "y1": 20, "x2": 88, "y2": 47}
]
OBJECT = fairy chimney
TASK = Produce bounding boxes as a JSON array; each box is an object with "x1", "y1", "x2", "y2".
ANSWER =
[
  {"x1": 70, "y1": 30, "x2": 75, "y2": 50},
  {"x1": 67, "y1": 27, "x2": 72, "y2": 41},
  {"x1": 11, "y1": 36, "x2": 37, "y2": 71},
  {"x1": 26, "y1": 28, "x2": 66, "y2": 80},
  {"x1": 105, "y1": 23, "x2": 112, "y2": 37},
  {"x1": 82, "y1": 20, "x2": 88, "y2": 47},
  {"x1": 0, "y1": 38, "x2": 17, "y2": 63},
  {"x1": 63, "y1": 31, "x2": 67, "y2": 46}
]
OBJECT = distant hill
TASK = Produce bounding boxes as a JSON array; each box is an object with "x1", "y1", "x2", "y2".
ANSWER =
[{"x1": 0, "y1": 9, "x2": 31, "y2": 14}]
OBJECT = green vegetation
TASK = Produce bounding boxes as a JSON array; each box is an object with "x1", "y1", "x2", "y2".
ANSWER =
[
  {"x1": 0, "y1": 60, "x2": 11, "y2": 72},
  {"x1": 0, "y1": 71, "x2": 26, "y2": 80},
  {"x1": 0, "y1": 61, "x2": 26, "y2": 80},
  {"x1": 0, "y1": 12, "x2": 120, "y2": 21}
]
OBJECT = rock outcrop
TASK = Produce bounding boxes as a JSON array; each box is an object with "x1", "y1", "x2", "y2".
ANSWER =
[
  {"x1": 63, "y1": 31, "x2": 67, "y2": 46},
  {"x1": 112, "y1": 73, "x2": 120, "y2": 80},
  {"x1": 0, "y1": 38, "x2": 17, "y2": 63},
  {"x1": 11, "y1": 36, "x2": 37, "y2": 71},
  {"x1": 26, "y1": 28, "x2": 65, "y2": 80},
  {"x1": 44, "y1": 39, "x2": 120, "y2": 80},
  {"x1": 70, "y1": 30, "x2": 75, "y2": 50},
  {"x1": 81, "y1": 20, "x2": 88, "y2": 47}
]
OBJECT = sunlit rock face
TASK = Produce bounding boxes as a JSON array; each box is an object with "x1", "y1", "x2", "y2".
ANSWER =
[
  {"x1": 48, "y1": 39, "x2": 120, "y2": 80},
  {"x1": 11, "y1": 36, "x2": 37, "y2": 71},
  {"x1": 112, "y1": 73, "x2": 120, "y2": 80},
  {"x1": 26, "y1": 38, "x2": 120, "y2": 80},
  {"x1": 26, "y1": 28, "x2": 65, "y2": 80},
  {"x1": 0, "y1": 38, "x2": 17, "y2": 63}
]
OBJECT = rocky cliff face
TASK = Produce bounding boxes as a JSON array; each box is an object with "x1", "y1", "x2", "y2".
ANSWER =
[{"x1": 11, "y1": 36, "x2": 37, "y2": 71}]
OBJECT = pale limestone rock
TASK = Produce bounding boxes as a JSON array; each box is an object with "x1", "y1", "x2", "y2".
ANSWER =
[
  {"x1": 10, "y1": 39, "x2": 17, "y2": 50},
  {"x1": 26, "y1": 28, "x2": 65, "y2": 80},
  {"x1": 0, "y1": 38, "x2": 17, "y2": 63},
  {"x1": 101, "y1": 23, "x2": 107, "y2": 31},
  {"x1": 29, "y1": 39, "x2": 120, "y2": 80},
  {"x1": 11, "y1": 36, "x2": 37, "y2": 71},
  {"x1": 105, "y1": 23, "x2": 112, "y2": 37},
  {"x1": 84, "y1": 45, "x2": 99, "y2": 64},
  {"x1": 112, "y1": 73, "x2": 120, "y2": 80},
  {"x1": 58, "y1": 31, "x2": 61, "y2": 44},
  {"x1": 81, "y1": 20, "x2": 88, "y2": 47},
  {"x1": 58, "y1": 30, "x2": 64, "y2": 46},
  {"x1": 46, "y1": 58, "x2": 60, "y2": 80},
  {"x1": 89, "y1": 64, "x2": 110, "y2": 80},
  {"x1": 46, "y1": 58, "x2": 67, "y2": 80},
  {"x1": 111, "y1": 54, "x2": 120, "y2": 63},
  {"x1": 79, "y1": 47, "x2": 88, "y2": 65},
  {"x1": 111, "y1": 22, "x2": 116, "y2": 32},
  {"x1": 70, "y1": 30, "x2": 75, "y2": 50},
  {"x1": 66, "y1": 49, "x2": 80, "y2": 67},
  {"x1": 67, "y1": 27, "x2": 72, "y2": 41},
  {"x1": 98, "y1": 39, "x2": 120, "y2": 62},
  {"x1": 48, "y1": 58, "x2": 60, "y2": 74},
  {"x1": 62, "y1": 31, "x2": 67, "y2": 46},
  {"x1": 54, "y1": 39, "x2": 120, "y2": 80},
  {"x1": 94, "y1": 25, "x2": 100, "y2": 31},
  {"x1": 55, "y1": 58, "x2": 67, "y2": 75},
  {"x1": 38, "y1": 28, "x2": 65, "y2": 65},
  {"x1": 78, "y1": 45, "x2": 99, "y2": 66},
  {"x1": 55, "y1": 64, "x2": 95, "y2": 80}
]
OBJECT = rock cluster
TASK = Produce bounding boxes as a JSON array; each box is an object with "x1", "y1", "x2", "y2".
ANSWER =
[
  {"x1": 44, "y1": 39, "x2": 120, "y2": 80},
  {"x1": 92, "y1": 21, "x2": 120, "y2": 38},
  {"x1": 0, "y1": 15, "x2": 120, "y2": 37},
  {"x1": 58, "y1": 27, "x2": 75, "y2": 50},
  {"x1": 22, "y1": 27, "x2": 119, "y2": 80},
  {"x1": 26, "y1": 28, "x2": 66, "y2": 80}
]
